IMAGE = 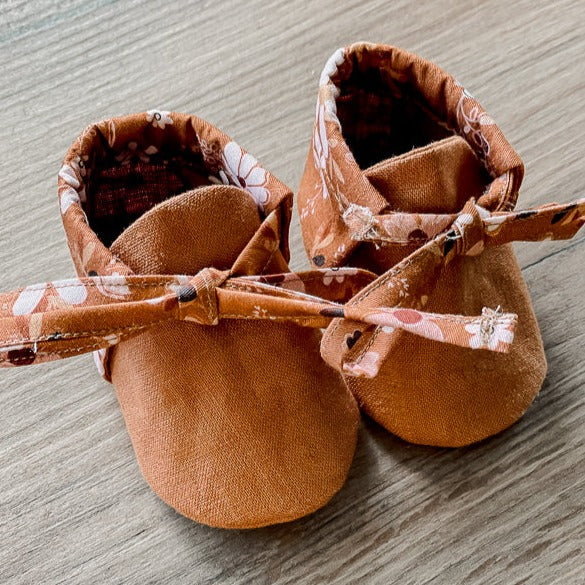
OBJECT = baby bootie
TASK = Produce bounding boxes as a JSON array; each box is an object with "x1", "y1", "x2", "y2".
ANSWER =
[
  {"x1": 0, "y1": 111, "x2": 382, "y2": 528},
  {"x1": 298, "y1": 44, "x2": 585, "y2": 447}
]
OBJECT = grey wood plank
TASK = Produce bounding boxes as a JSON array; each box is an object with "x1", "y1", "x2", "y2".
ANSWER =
[{"x1": 0, "y1": 0, "x2": 583, "y2": 583}]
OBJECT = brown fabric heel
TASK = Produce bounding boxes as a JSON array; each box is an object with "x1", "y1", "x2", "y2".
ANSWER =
[{"x1": 298, "y1": 44, "x2": 585, "y2": 447}]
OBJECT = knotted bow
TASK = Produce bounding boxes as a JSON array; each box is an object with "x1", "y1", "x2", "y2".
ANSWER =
[
  {"x1": 0, "y1": 201, "x2": 583, "y2": 374},
  {"x1": 320, "y1": 197, "x2": 585, "y2": 378},
  {"x1": 0, "y1": 264, "x2": 514, "y2": 369}
]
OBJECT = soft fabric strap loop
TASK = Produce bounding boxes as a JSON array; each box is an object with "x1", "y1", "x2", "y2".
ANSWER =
[
  {"x1": 0, "y1": 266, "x2": 514, "y2": 368},
  {"x1": 320, "y1": 197, "x2": 585, "y2": 378},
  {"x1": 1, "y1": 198, "x2": 582, "y2": 371}
]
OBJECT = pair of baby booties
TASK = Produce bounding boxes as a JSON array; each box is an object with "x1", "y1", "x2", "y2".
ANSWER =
[{"x1": 1, "y1": 43, "x2": 584, "y2": 529}]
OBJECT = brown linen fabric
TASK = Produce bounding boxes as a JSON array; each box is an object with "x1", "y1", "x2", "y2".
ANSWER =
[
  {"x1": 0, "y1": 112, "x2": 370, "y2": 529},
  {"x1": 0, "y1": 89, "x2": 583, "y2": 526},
  {"x1": 106, "y1": 184, "x2": 361, "y2": 528},
  {"x1": 298, "y1": 43, "x2": 585, "y2": 447}
]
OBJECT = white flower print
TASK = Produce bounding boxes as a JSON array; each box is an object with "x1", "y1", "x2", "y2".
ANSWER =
[
  {"x1": 322, "y1": 267, "x2": 357, "y2": 286},
  {"x1": 483, "y1": 213, "x2": 508, "y2": 233},
  {"x1": 343, "y1": 351, "x2": 381, "y2": 379},
  {"x1": 300, "y1": 193, "x2": 318, "y2": 219},
  {"x1": 69, "y1": 158, "x2": 88, "y2": 202},
  {"x1": 333, "y1": 243, "x2": 347, "y2": 264},
  {"x1": 53, "y1": 278, "x2": 88, "y2": 305},
  {"x1": 469, "y1": 204, "x2": 504, "y2": 251},
  {"x1": 115, "y1": 142, "x2": 159, "y2": 165},
  {"x1": 456, "y1": 89, "x2": 494, "y2": 162},
  {"x1": 453, "y1": 211, "x2": 483, "y2": 254},
  {"x1": 60, "y1": 187, "x2": 81, "y2": 215},
  {"x1": 102, "y1": 333, "x2": 122, "y2": 346},
  {"x1": 167, "y1": 275, "x2": 191, "y2": 298},
  {"x1": 12, "y1": 284, "x2": 47, "y2": 316},
  {"x1": 146, "y1": 110, "x2": 173, "y2": 129},
  {"x1": 59, "y1": 164, "x2": 80, "y2": 189},
  {"x1": 319, "y1": 47, "x2": 345, "y2": 87},
  {"x1": 252, "y1": 305, "x2": 269, "y2": 319},
  {"x1": 465, "y1": 308, "x2": 515, "y2": 351},
  {"x1": 454, "y1": 212, "x2": 474, "y2": 232},
  {"x1": 460, "y1": 88, "x2": 494, "y2": 126},
  {"x1": 475, "y1": 204, "x2": 492, "y2": 221},
  {"x1": 387, "y1": 277, "x2": 410, "y2": 298},
  {"x1": 365, "y1": 308, "x2": 445, "y2": 344},
  {"x1": 323, "y1": 89, "x2": 340, "y2": 126},
  {"x1": 93, "y1": 349, "x2": 107, "y2": 378},
  {"x1": 313, "y1": 103, "x2": 330, "y2": 200},
  {"x1": 220, "y1": 141, "x2": 269, "y2": 207},
  {"x1": 59, "y1": 163, "x2": 86, "y2": 204},
  {"x1": 91, "y1": 273, "x2": 131, "y2": 299},
  {"x1": 319, "y1": 48, "x2": 344, "y2": 126}
]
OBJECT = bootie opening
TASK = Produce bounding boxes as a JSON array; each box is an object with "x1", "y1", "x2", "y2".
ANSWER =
[
  {"x1": 333, "y1": 48, "x2": 495, "y2": 215},
  {"x1": 70, "y1": 116, "x2": 227, "y2": 246},
  {"x1": 319, "y1": 43, "x2": 524, "y2": 216},
  {"x1": 62, "y1": 112, "x2": 278, "y2": 249},
  {"x1": 333, "y1": 48, "x2": 454, "y2": 169},
  {"x1": 87, "y1": 149, "x2": 217, "y2": 248}
]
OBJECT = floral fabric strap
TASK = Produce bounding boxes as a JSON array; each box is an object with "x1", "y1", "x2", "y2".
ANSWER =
[
  {"x1": 0, "y1": 266, "x2": 515, "y2": 369},
  {"x1": 1, "y1": 199, "x2": 582, "y2": 372},
  {"x1": 321, "y1": 197, "x2": 585, "y2": 378}
]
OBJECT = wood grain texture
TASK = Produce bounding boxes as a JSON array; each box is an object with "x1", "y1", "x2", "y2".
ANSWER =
[{"x1": 0, "y1": 1, "x2": 584, "y2": 583}]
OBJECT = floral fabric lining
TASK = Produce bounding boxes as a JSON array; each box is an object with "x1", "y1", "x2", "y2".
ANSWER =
[
  {"x1": 298, "y1": 43, "x2": 527, "y2": 268},
  {"x1": 59, "y1": 110, "x2": 292, "y2": 271}
]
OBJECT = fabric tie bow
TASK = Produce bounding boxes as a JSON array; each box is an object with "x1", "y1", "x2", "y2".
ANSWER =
[
  {"x1": 320, "y1": 197, "x2": 585, "y2": 378},
  {"x1": 0, "y1": 202, "x2": 583, "y2": 374}
]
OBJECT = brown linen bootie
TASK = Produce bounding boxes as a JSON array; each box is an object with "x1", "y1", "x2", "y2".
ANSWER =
[
  {"x1": 298, "y1": 44, "x2": 585, "y2": 447},
  {"x1": 0, "y1": 111, "x2": 376, "y2": 528}
]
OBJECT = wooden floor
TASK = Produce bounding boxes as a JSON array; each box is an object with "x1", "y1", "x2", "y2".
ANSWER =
[{"x1": 1, "y1": 1, "x2": 584, "y2": 583}]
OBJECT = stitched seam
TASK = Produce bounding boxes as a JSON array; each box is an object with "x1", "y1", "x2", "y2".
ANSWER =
[
  {"x1": 321, "y1": 137, "x2": 347, "y2": 214},
  {"x1": 349, "y1": 314, "x2": 516, "y2": 369},
  {"x1": 354, "y1": 236, "x2": 434, "y2": 245},
  {"x1": 239, "y1": 273, "x2": 370, "y2": 286},
  {"x1": 364, "y1": 312, "x2": 516, "y2": 325},
  {"x1": 259, "y1": 244, "x2": 281, "y2": 276},
  {"x1": 498, "y1": 171, "x2": 515, "y2": 212},
  {"x1": 4, "y1": 344, "x2": 107, "y2": 361},
  {"x1": 225, "y1": 281, "x2": 344, "y2": 307},
  {"x1": 4, "y1": 271, "x2": 370, "y2": 299},
  {"x1": 325, "y1": 241, "x2": 439, "y2": 358},
  {"x1": 0, "y1": 324, "x2": 152, "y2": 346},
  {"x1": 0, "y1": 324, "x2": 158, "y2": 364},
  {"x1": 221, "y1": 314, "x2": 324, "y2": 323},
  {"x1": 200, "y1": 270, "x2": 216, "y2": 324},
  {"x1": 5, "y1": 281, "x2": 172, "y2": 295},
  {"x1": 2, "y1": 314, "x2": 180, "y2": 363},
  {"x1": 350, "y1": 325, "x2": 382, "y2": 368}
]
